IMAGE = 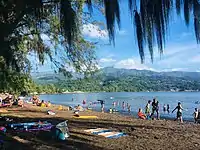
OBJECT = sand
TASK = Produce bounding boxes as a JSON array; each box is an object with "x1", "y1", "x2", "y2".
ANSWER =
[{"x1": 0, "y1": 104, "x2": 200, "y2": 150}]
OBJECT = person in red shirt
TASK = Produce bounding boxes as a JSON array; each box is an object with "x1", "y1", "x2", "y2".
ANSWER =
[{"x1": 137, "y1": 108, "x2": 146, "y2": 120}]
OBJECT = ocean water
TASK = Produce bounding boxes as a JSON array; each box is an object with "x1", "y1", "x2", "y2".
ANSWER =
[{"x1": 39, "y1": 92, "x2": 200, "y2": 121}]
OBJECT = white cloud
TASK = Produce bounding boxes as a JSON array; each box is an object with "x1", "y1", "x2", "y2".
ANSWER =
[
  {"x1": 190, "y1": 55, "x2": 200, "y2": 63},
  {"x1": 117, "y1": 30, "x2": 127, "y2": 35},
  {"x1": 114, "y1": 58, "x2": 156, "y2": 71},
  {"x1": 161, "y1": 68, "x2": 189, "y2": 72},
  {"x1": 99, "y1": 58, "x2": 116, "y2": 63},
  {"x1": 82, "y1": 23, "x2": 108, "y2": 39}
]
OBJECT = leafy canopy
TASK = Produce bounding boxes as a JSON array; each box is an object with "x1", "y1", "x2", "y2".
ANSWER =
[{"x1": 0, "y1": 0, "x2": 200, "y2": 93}]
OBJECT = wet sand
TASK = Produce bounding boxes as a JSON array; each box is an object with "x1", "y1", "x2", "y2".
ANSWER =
[{"x1": 0, "y1": 104, "x2": 200, "y2": 150}]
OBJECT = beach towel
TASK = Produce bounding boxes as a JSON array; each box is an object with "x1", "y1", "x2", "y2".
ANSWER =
[
  {"x1": 73, "y1": 115, "x2": 98, "y2": 119},
  {"x1": 8, "y1": 121, "x2": 53, "y2": 131},
  {"x1": 84, "y1": 128, "x2": 111, "y2": 134},
  {"x1": 84, "y1": 128, "x2": 126, "y2": 138}
]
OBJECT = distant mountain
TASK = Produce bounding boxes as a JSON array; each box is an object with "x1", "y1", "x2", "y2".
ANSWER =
[
  {"x1": 31, "y1": 67, "x2": 200, "y2": 92},
  {"x1": 31, "y1": 67, "x2": 200, "y2": 84},
  {"x1": 99, "y1": 67, "x2": 200, "y2": 80}
]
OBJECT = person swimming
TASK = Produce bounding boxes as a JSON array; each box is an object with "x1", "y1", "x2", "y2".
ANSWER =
[{"x1": 172, "y1": 102, "x2": 184, "y2": 123}]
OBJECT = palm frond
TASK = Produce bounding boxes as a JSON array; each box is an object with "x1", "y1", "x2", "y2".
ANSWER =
[
  {"x1": 103, "y1": 0, "x2": 120, "y2": 44},
  {"x1": 128, "y1": 0, "x2": 136, "y2": 16},
  {"x1": 60, "y1": 0, "x2": 79, "y2": 46},
  {"x1": 193, "y1": 0, "x2": 200, "y2": 43},
  {"x1": 134, "y1": 11, "x2": 144, "y2": 63},
  {"x1": 176, "y1": 0, "x2": 182, "y2": 15},
  {"x1": 184, "y1": 0, "x2": 192, "y2": 26}
]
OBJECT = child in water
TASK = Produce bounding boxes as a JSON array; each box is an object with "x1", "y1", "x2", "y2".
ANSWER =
[
  {"x1": 193, "y1": 108, "x2": 198, "y2": 123},
  {"x1": 138, "y1": 108, "x2": 146, "y2": 120},
  {"x1": 172, "y1": 102, "x2": 184, "y2": 123}
]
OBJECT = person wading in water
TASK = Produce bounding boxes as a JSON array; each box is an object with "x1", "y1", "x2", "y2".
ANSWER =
[{"x1": 172, "y1": 102, "x2": 184, "y2": 123}]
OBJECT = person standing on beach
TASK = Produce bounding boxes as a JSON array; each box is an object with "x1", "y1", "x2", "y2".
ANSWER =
[
  {"x1": 167, "y1": 104, "x2": 170, "y2": 114},
  {"x1": 151, "y1": 98, "x2": 159, "y2": 119},
  {"x1": 145, "y1": 100, "x2": 151, "y2": 119},
  {"x1": 193, "y1": 108, "x2": 198, "y2": 123},
  {"x1": 172, "y1": 102, "x2": 184, "y2": 123},
  {"x1": 99, "y1": 100, "x2": 105, "y2": 113}
]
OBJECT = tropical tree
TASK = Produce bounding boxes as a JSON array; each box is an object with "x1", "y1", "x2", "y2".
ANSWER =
[{"x1": 0, "y1": 0, "x2": 200, "y2": 92}]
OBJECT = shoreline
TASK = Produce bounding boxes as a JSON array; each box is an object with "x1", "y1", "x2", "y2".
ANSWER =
[
  {"x1": 35, "y1": 91, "x2": 200, "y2": 95},
  {"x1": 0, "y1": 103, "x2": 200, "y2": 150}
]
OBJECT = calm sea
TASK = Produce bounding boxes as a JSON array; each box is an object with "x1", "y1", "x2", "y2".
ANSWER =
[{"x1": 39, "y1": 92, "x2": 200, "y2": 121}]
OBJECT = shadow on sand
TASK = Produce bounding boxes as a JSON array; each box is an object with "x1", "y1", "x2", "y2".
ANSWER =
[{"x1": 0, "y1": 116, "x2": 112, "y2": 150}]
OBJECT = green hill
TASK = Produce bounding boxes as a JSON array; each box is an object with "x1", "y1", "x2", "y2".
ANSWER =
[{"x1": 31, "y1": 67, "x2": 200, "y2": 92}]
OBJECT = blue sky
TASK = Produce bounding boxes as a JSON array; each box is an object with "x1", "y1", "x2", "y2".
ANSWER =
[{"x1": 32, "y1": 1, "x2": 200, "y2": 72}]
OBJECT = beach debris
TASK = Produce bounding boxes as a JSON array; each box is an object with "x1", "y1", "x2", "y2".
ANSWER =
[
  {"x1": 84, "y1": 128, "x2": 126, "y2": 138},
  {"x1": 51, "y1": 121, "x2": 69, "y2": 140},
  {"x1": 47, "y1": 110, "x2": 55, "y2": 115},
  {"x1": 0, "y1": 127, "x2": 6, "y2": 134},
  {"x1": 154, "y1": 136, "x2": 159, "y2": 139}
]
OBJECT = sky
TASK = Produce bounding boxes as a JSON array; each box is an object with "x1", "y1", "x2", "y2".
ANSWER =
[{"x1": 32, "y1": 1, "x2": 200, "y2": 73}]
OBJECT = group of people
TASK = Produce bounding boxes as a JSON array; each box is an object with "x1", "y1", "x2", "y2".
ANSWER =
[
  {"x1": 137, "y1": 98, "x2": 185, "y2": 123},
  {"x1": 0, "y1": 93, "x2": 24, "y2": 107},
  {"x1": 79, "y1": 97, "x2": 200, "y2": 124},
  {"x1": 108, "y1": 101, "x2": 131, "y2": 113},
  {"x1": 30, "y1": 96, "x2": 51, "y2": 107}
]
